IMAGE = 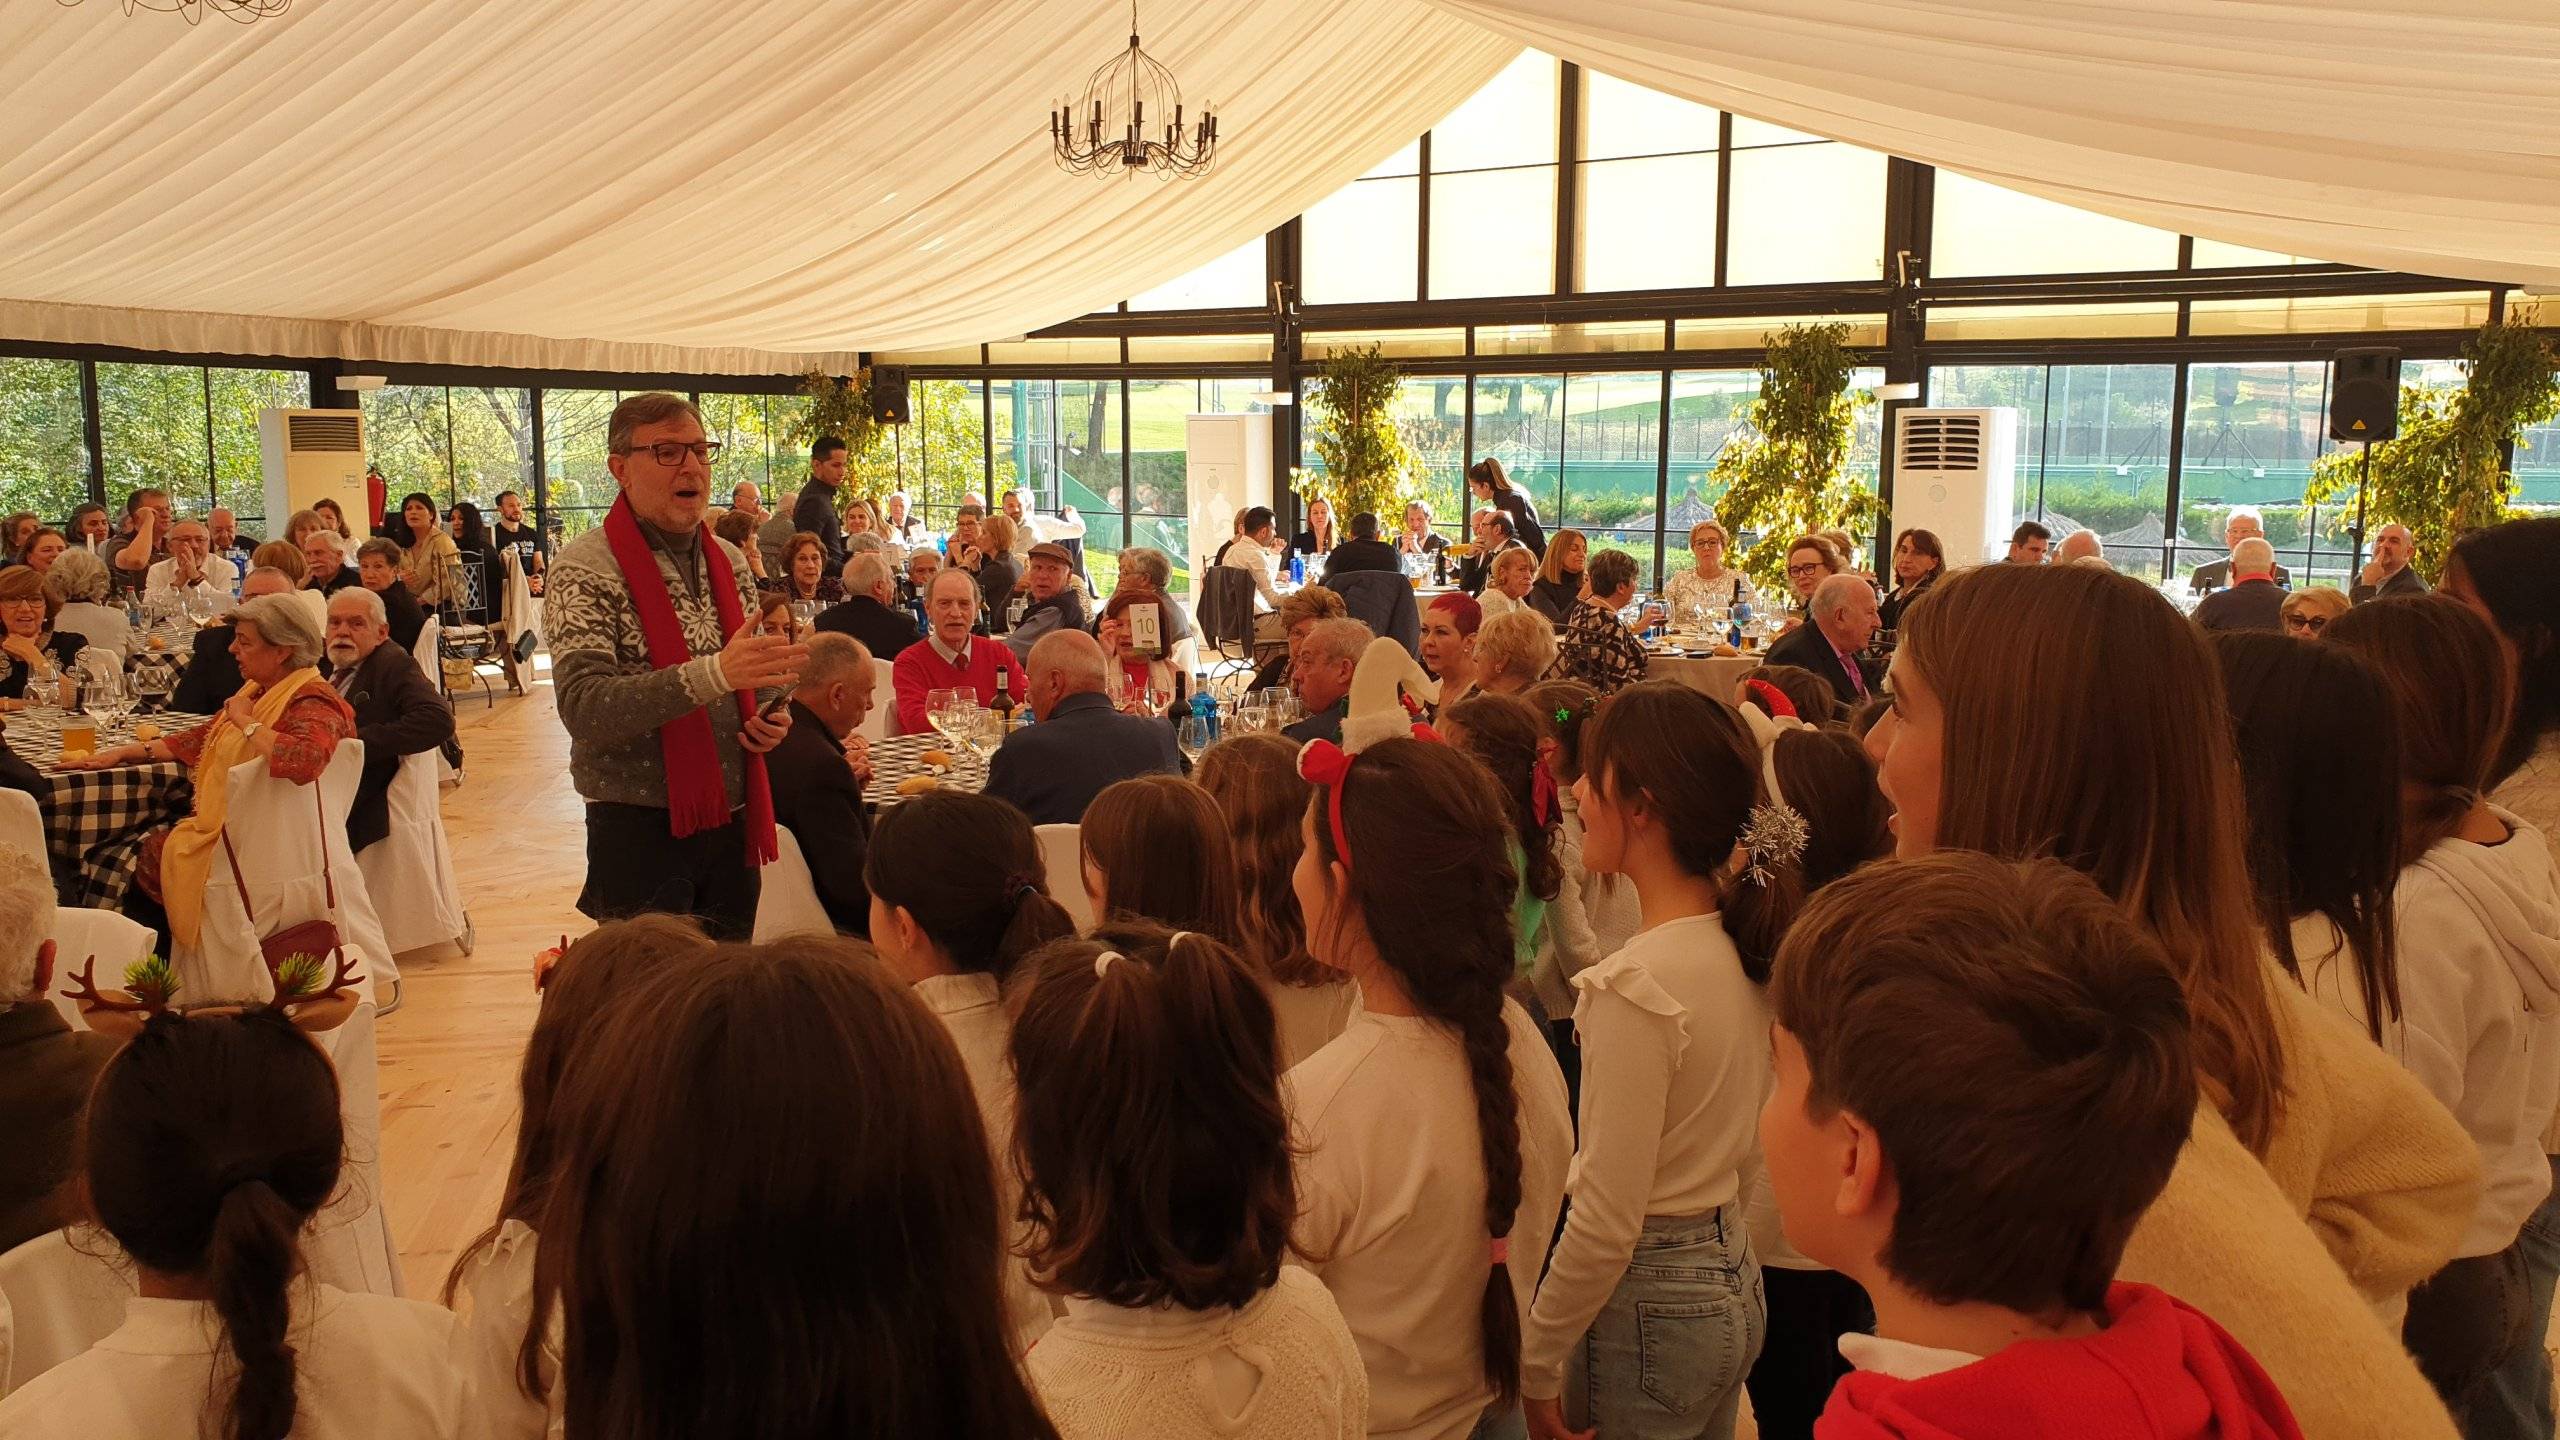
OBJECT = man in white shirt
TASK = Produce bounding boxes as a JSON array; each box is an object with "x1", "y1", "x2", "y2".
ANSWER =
[
  {"x1": 1222, "y1": 505, "x2": 1283, "y2": 612},
  {"x1": 144, "y1": 520, "x2": 237, "y2": 600}
]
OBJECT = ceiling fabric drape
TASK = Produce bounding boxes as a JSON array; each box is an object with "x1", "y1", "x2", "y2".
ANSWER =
[
  {"x1": 1421, "y1": 0, "x2": 2560, "y2": 288},
  {"x1": 2, "y1": 1, "x2": 2556, "y2": 376},
  {"x1": 0, "y1": 0, "x2": 1516, "y2": 374}
]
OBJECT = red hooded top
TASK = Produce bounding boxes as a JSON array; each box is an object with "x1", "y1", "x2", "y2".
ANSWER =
[{"x1": 1817, "y1": 1284, "x2": 2304, "y2": 1440}]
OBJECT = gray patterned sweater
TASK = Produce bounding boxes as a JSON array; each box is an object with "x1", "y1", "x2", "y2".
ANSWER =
[{"x1": 548, "y1": 524, "x2": 758, "y2": 810}]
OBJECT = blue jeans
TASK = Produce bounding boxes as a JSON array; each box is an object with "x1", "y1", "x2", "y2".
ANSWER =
[
  {"x1": 1578, "y1": 1204, "x2": 1765, "y2": 1440},
  {"x1": 2473, "y1": 1155, "x2": 2560, "y2": 1440}
]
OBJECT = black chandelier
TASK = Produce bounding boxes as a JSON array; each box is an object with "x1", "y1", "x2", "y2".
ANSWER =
[
  {"x1": 55, "y1": 0, "x2": 289, "y2": 22},
  {"x1": 1050, "y1": 1, "x2": 1219, "y2": 179}
]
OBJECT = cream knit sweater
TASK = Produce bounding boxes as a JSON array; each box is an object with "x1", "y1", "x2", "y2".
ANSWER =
[
  {"x1": 2115, "y1": 971, "x2": 2479, "y2": 1440},
  {"x1": 1026, "y1": 1268, "x2": 1368, "y2": 1440}
]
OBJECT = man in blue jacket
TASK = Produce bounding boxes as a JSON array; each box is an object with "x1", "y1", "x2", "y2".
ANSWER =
[{"x1": 984, "y1": 630, "x2": 1181, "y2": 827}]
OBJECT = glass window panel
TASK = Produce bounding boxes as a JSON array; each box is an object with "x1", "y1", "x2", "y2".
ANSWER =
[
  {"x1": 1428, "y1": 166, "x2": 1555, "y2": 298},
  {"x1": 1476, "y1": 320, "x2": 1669, "y2": 357},
  {"x1": 1844, "y1": 366, "x2": 1886, "y2": 499},
  {"x1": 1579, "y1": 71, "x2": 1718, "y2": 160},
  {"x1": 989, "y1": 380, "x2": 1055, "y2": 518},
  {"x1": 0, "y1": 358, "x2": 92, "y2": 524},
  {"x1": 1429, "y1": 52, "x2": 1558, "y2": 172},
  {"x1": 205, "y1": 367, "x2": 307, "y2": 535},
  {"x1": 765, "y1": 394, "x2": 816, "y2": 506},
  {"x1": 2039, "y1": 364, "x2": 2175, "y2": 584},
  {"x1": 449, "y1": 387, "x2": 533, "y2": 515},
  {"x1": 1664, "y1": 370, "x2": 1760, "y2": 518},
  {"x1": 1127, "y1": 380, "x2": 1194, "y2": 551},
  {"x1": 1725, "y1": 143, "x2": 1887, "y2": 284},
  {"x1": 2176, "y1": 361, "x2": 2334, "y2": 579},
  {"x1": 2190, "y1": 238, "x2": 2323, "y2": 268},
  {"x1": 539, "y1": 388, "x2": 621, "y2": 541},
  {"x1": 1574, "y1": 153, "x2": 1716, "y2": 291},
  {"x1": 1127, "y1": 235, "x2": 1267, "y2": 310},
  {"x1": 1361, "y1": 138, "x2": 1421, "y2": 179},
  {"x1": 1730, "y1": 114, "x2": 1826, "y2": 147},
  {"x1": 360, "y1": 385, "x2": 456, "y2": 508},
  {"x1": 1562, "y1": 372, "x2": 1664, "y2": 585},
  {"x1": 1397, "y1": 377, "x2": 1469, "y2": 537},
  {"x1": 700, "y1": 393, "x2": 773, "y2": 506},
  {"x1": 1054, "y1": 380, "x2": 1124, "y2": 559},
  {"x1": 1924, "y1": 302, "x2": 2180, "y2": 342},
  {"x1": 2188, "y1": 291, "x2": 2495, "y2": 337},
  {"x1": 1124, "y1": 333, "x2": 1275, "y2": 364},
  {"x1": 1300, "y1": 176, "x2": 1419, "y2": 304},
  {"x1": 2516, "y1": 400, "x2": 2560, "y2": 511},
  {"x1": 1470, "y1": 374, "x2": 1563, "y2": 529},
  {"x1": 97, "y1": 362, "x2": 210, "y2": 517},
  {"x1": 1676, "y1": 315, "x2": 1887, "y2": 351},
  {"x1": 1302, "y1": 328, "x2": 1466, "y2": 360},
  {"x1": 904, "y1": 379, "x2": 988, "y2": 517},
  {"x1": 1931, "y1": 173, "x2": 2182, "y2": 277}
]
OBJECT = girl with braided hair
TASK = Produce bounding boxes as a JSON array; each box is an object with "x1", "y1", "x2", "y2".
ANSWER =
[{"x1": 1288, "y1": 733, "x2": 1573, "y2": 1440}]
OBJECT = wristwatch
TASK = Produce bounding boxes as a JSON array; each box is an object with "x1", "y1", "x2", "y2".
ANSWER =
[{"x1": 240, "y1": 721, "x2": 262, "y2": 740}]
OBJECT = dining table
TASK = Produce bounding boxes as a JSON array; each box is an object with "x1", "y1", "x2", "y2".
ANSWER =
[
  {"x1": 7, "y1": 704, "x2": 208, "y2": 908},
  {"x1": 1642, "y1": 641, "x2": 1762, "y2": 702},
  {"x1": 860, "y1": 729, "x2": 992, "y2": 810}
]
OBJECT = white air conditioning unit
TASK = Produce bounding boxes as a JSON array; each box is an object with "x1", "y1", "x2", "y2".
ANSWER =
[
  {"x1": 1892, "y1": 407, "x2": 2019, "y2": 566},
  {"x1": 258, "y1": 409, "x2": 367, "y2": 534}
]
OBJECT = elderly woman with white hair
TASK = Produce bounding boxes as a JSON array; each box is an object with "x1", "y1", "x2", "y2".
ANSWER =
[
  {"x1": 1474, "y1": 607, "x2": 1561, "y2": 696},
  {"x1": 62, "y1": 592, "x2": 356, "y2": 951},
  {"x1": 41, "y1": 547, "x2": 129, "y2": 657}
]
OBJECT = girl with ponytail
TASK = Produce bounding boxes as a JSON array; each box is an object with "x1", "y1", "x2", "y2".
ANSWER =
[
  {"x1": 865, "y1": 787, "x2": 1077, "y2": 1346},
  {"x1": 1520, "y1": 681, "x2": 1794, "y2": 1440},
  {"x1": 1288, "y1": 735, "x2": 1574, "y2": 1440},
  {"x1": 0, "y1": 1010, "x2": 462, "y2": 1439},
  {"x1": 1012, "y1": 921, "x2": 1367, "y2": 1439}
]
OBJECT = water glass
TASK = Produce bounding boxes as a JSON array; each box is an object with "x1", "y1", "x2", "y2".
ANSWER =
[{"x1": 1177, "y1": 716, "x2": 1211, "y2": 765}]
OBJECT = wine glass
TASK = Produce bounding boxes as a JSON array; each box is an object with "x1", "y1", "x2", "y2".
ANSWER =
[
  {"x1": 86, "y1": 665, "x2": 130, "y2": 739},
  {"x1": 925, "y1": 688, "x2": 962, "y2": 746},
  {"x1": 1177, "y1": 716, "x2": 1211, "y2": 766}
]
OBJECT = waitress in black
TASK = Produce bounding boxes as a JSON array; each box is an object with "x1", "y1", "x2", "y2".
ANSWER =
[{"x1": 1467, "y1": 457, "x2": 1546, "y2": 559}]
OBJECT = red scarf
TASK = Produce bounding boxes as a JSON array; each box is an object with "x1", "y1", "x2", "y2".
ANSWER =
[{"x1": 601, "y1": 494, "x2": 776, "y2": 865}]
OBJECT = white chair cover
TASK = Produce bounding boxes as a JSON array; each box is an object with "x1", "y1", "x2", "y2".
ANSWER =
[
  {"x1": 860, "y1": 658, "x2": 896, "y2": 742},
  {"x1": 1034, "y1": 823, "x2": 1093, "y2": 932},
  {"x1": 498, "y1": 548, "x2": 541, "y2": 655},
  {"x1": 46, "y1": 906, "x2": 154, "y2": 1032},
  {"x1": 1168, "y1": 634, "x2": 1201, "y2": 683},
  {"x1": 0, "y1": 791, "x2": 42, "y2": 865},
  {"x1": 0, "y1": 1230, "x2": 135, "y2": 1398},
  {"x1": 750, "y1": 826, "x2": 836, "y2": 942},
  {"x1": 357, "y1": 750, "x2": 465, "y2": 959},
  {"x1": 410, "y1": 616, "x2": 442, "y2": 689}
]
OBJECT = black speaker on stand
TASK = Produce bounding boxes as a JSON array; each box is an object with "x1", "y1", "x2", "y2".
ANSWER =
[
  {"x1": 868, "y1": 365, "x2": 911, "y2": 426},
  {"x1": 2329, "y1": 347, "x2": 2399, "y2": 568}
]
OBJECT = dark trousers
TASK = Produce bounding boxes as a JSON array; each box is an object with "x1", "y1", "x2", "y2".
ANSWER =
[
  {"x1": 578, "y1": 802, "x2": 761, "y2": 942},
  {"x1": 1744, "y1": 1265, "x2": 1875, "y2": 1440},
  {"x1": 2403, "y1": 1240, "x2": 2537, "y2": 1426}
]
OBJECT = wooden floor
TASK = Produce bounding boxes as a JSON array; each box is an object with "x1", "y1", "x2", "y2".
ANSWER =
[{"x1": 377, "y1": 667, "x2": 577, "y2": 1297}]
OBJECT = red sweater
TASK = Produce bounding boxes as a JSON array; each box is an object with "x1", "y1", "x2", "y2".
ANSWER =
[
  {"x1": 1818, "y1": 1285, "x2": 2303, "y2": 1440},
  {"x1": 892, "y1": 633, "x2": 1028, "y2": 734}
]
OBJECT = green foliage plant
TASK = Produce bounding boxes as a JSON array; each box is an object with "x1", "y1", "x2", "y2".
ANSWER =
[
  {"x1": 1711, "y1": 323, "x2": 1884, "y2": 590},
  {"x1": 792, "y1": 368, "x2": 888, "y2": 500},
  {"x1": 2305, "y1": 313, "x2": 2560, "y2": 581},
  {"x1": 1300, "y1": 345, "x2": 1423, "y2": 524}
]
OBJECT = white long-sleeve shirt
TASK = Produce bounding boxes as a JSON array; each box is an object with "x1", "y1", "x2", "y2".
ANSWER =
[
  {"x1": 451, "y1": 1219, "x2": 559, "y2": 1440},
  {"x1": 915, "y1": 971, "x2": 1057, "y2": 1348},
  {"x1": 1222, "y1": 540, "x2": 1280, "y2": 612},
  {"x1": 2304, "y1": 812, "x2": 2560, "y2": 1257},
  {"x1": 1026, "y1": 1267, "x2": 1368, "y2": 1440},
  {"x1": 1520, "y1": 912, "x2": 1772, "y2": 1399},
  {"x1": 0, "y1": 1284, "x2": 464, "y2": 1440},
  {"x1": 1288, "y1": 1001, "x2": 1573, "y2": 1440}
]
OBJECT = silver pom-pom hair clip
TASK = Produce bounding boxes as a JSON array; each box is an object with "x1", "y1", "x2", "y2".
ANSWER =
[{"x1": 1736, "y1": 697, "x2": 1813, "y2": 887}]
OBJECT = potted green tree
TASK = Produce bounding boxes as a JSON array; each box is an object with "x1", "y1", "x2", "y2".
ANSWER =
[
  {"x1": 1299, "y1": 345, "x2": 1422, "y2": 526},
  {"x1": 1712, "y1": 322, "x2": 1885, "y2": 592}
]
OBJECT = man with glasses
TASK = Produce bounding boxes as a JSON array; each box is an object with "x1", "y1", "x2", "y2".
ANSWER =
[
  {"x1": 2189, "y1": 507, "x2": 2291, "y2": 594},
  {"x1": 144, "y1": 520, "x2": 238, "y2": 601},
  {"x1": 548, "y1": 392, "x2": 807, "y2": 939}
]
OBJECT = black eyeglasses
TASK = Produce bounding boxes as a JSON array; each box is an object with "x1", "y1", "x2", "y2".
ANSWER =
[{"x1": 614, "y1": 440, "x2": 723, "y2": 466}]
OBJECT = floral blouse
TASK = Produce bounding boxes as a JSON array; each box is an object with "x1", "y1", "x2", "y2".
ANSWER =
[
  {"x1": 1661, "y1": 567, "x2": 1758, "y2": 619},
  {"x1": 167, "y1": 692, "x2": 357, "y2": 784},
  {"x1": 1552, "y1": 599, "x2": 1650, "y2": 696}
]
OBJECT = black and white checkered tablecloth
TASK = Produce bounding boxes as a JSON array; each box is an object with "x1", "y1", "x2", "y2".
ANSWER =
[
  {"x1": 9, "y1": 710, "x2": 208, "y2": 908},
  {"x1": 859, "y1": 730, "x2": 990, "y2": 809}
]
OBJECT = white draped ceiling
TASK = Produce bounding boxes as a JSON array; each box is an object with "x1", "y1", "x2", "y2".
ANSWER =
[{"x1": 0, "y1": 1, "x2": 2553, "y2": 376}]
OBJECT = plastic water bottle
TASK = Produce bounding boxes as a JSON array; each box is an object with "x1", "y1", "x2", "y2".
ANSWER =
[
  {"x1": 1729, "y1": 600, "x2": 1750, "y2": 651},
  {"x1": 1288, "y1": 553, "x2": 1306, "y2": 585},
  {"x1": 1191, "y1": 685, "x2": 1220, "y2": 745}
]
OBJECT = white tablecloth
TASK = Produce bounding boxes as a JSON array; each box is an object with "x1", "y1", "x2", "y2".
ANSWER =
[{"x1": 1643, "y1": 649, "x2": 1760, "y2": 701}]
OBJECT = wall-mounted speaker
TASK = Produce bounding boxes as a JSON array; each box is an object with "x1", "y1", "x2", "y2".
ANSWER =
[
  {"x1": 2328, "y1": 348, "x2": 2399, "y2": 444},
  {"x1": 869, "y1": 365, "x2": 910, "y2": 425}
]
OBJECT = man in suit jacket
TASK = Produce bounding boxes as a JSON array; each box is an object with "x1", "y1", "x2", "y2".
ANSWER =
[
  {"x1": 2195, "y1": 539, "x2": 2290, "y2": 634},
  {"x1": 1764, "y1": 572, "x2": 1882, "y2": 710},
  {"x1": 985, "y1": 630, "x2": 1182, "y2": 827},
  {"x1": 1457, "y1": 510, "x2": 1525, "y2": 596},
  {"x1": 2350, "y1": 523, "x2": 2430, "y2": 604},
  {"x1": 0, "y1": 848, "x2": 118, "y2": 1254},
  {"x1": 322, "y1": 587, "x2": 456, "y2": 853},
  {"x1": 2189, "y1": 510, "x2": 2291, "y2": 594},
  {"x1": 816, "y1": 551, "x2": 920, "y2": 662},
  {"x1": 766, "y1": 632, "x2": 875, "y2": 935},
  {"x1": 1320, "y1": 512, "x2": 1403, "y2": 577}
]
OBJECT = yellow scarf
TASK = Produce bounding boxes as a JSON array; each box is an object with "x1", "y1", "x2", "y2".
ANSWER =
[{"x1": 161, "y1": 667, "x2": 330, "y2": 948}]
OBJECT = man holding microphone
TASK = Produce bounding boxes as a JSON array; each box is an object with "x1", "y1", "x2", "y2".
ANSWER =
[{"x1": 547, "y1": 392, "x2": 807, "y2": 939}]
